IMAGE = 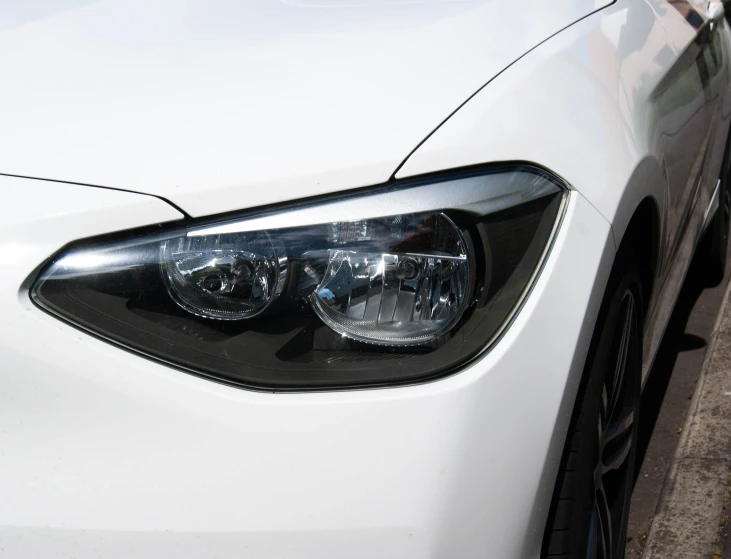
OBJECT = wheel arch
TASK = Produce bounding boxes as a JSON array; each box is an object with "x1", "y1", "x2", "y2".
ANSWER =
[
  {"x1": 603, "y1": 153, "x2": 666, "y2": 322},
  {"x1": 614, "y1": 195, "x2": 662, "y2": 318}
]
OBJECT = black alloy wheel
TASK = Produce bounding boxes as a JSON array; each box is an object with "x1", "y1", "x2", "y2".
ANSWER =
[
  {"x1": 543, "y1": 258, "x2": 642, "y2": 559},
  {"x1": 586, "y1": 290, "x2": 640, "y2": 559}
]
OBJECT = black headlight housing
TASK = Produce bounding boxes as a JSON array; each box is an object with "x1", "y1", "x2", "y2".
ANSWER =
[{"x1": 31, "y1": 165, "x2": 567, "y2": 391}]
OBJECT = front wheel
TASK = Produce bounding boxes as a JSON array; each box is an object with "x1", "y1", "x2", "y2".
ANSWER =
[{"x1": 543, "y1": 259, "x2": 642, "y2": 559}]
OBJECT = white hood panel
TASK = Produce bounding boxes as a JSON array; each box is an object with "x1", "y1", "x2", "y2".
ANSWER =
[{"x1": 0, "y1": 0, "x2": 609, "y2": 217}]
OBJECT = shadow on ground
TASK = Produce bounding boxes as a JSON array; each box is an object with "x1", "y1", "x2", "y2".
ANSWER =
[
  {"x1": 625, "y1": 247, "x2": 731, "y2": 558},
  {"x1": 634, "y1": 255, "x2": 708, "y2": 479}
]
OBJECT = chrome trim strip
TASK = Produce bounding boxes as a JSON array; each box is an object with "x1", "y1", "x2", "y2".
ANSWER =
[
  {"x1": 703, "y1": 178, "x2": 721, "y2": 227},
  {"x1": 188, "y1": 171, "x2": 561, "y2": 237}
]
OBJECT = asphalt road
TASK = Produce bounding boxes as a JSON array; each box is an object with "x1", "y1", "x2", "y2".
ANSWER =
[{"x1": 625, "y1": 246, "x2": 731, "y2": 559}]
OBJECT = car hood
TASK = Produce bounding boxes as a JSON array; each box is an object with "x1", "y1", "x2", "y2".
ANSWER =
[{"x1": 0, "y1": 0, "x2": 609, "y2": 218}]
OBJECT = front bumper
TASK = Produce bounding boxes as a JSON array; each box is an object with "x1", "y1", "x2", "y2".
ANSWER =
[{"x1": 0, "y1": 177, "x2": 614, "y2": 558}]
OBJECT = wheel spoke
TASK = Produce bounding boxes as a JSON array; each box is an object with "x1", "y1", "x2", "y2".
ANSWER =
[
  {"x1": 604, "y1": 410, "x2": 634, "y2": 445},
  {"x1": 602, "y1": 410, "x2": 634, "y2": 474},
  {"x1": 596, "y1": 484, "x2": 612, "y2": 559},
  {"x1": 586, "y1": 503, "x2": 603, "y2": 559},
  {"x1": 586, "y1": 506, "x2": 599, "y2": 559},
  {"x1": 597, "y1": 413, "x2": 604, "y2": 460},
  {"x1": 607, "y1": 296, "x2": 634, "y2": 424}
]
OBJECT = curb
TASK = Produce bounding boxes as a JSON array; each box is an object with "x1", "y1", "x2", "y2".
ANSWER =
[{"x1": 643, "y1": 278, "x2": 731, "y2": 558}]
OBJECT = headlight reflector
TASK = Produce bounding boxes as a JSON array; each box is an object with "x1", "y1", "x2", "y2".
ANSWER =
[
  {"x1": 311, "y1": 212, "x2": 470, "y2": 345},
  {"x1": 161, "y1": 232, "x2": 287, "y2": 320}
]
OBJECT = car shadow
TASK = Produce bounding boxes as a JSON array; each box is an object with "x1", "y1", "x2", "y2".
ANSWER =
[{"x1": 633, "y1": 248, "x2": 725, "y2": 481}]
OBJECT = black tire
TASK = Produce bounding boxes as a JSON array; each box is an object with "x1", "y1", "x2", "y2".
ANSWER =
[
  {"x1": 543, "y1": 255, "x2": 643, "y2": 559},
  {"x1": 699, "y1": 142, "x2": 731, "y2": 286}
]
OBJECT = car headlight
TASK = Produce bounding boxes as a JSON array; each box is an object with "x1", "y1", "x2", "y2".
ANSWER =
[{"x1": 31, "y1": 165, "x2": 567, "y2": 391}]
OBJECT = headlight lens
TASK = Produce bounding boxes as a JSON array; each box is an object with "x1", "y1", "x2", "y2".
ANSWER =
[{"x1": 31, "y1": 166, "x2": 567, "y2": 391}]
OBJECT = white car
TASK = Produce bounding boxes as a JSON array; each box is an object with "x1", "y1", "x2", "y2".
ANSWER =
[{"x1": 1, "y1": 1, "x2": 729, "y2": 558}]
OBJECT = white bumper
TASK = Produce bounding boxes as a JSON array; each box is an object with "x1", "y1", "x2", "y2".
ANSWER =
[{"x1": 0, "y1": 177, "x2": 614, "y2": 558}]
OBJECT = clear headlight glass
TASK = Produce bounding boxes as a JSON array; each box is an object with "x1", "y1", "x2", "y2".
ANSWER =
[{"x1": 31, "y1": 166, "x2": 567, "y2": 391}]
